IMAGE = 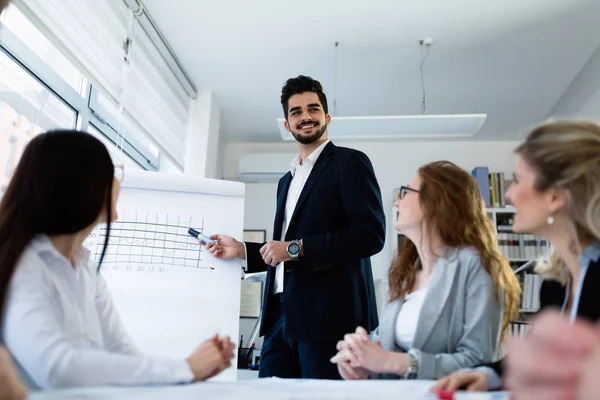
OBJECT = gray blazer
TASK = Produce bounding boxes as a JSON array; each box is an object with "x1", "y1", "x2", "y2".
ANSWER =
[{"x1": 371, "y1": 246, "x2": 503, "y2": 380}]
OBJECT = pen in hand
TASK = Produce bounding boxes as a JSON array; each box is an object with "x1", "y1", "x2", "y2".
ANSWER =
[{"x1": 188, "y1": 228, "x2": 216, "y2": 245}]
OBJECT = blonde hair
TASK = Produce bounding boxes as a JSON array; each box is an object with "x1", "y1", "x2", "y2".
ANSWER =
[{"x1": 515, "y1": 120, "x2": 600, "y2": 284}]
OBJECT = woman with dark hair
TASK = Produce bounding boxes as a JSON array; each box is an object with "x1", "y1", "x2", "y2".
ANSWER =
[
  {"x1": 0, "y1": 130, "x2": 234, "y2": 390},
  {"x1": 0, "y1": 0, "x2": 27, "y2": 397},
  {"x1": 330, "y1": 161, "x2": 521, "y2": 380}
]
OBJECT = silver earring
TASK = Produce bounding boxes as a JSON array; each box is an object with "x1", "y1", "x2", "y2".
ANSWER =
[{"x1": 547, "y1": 216, "x2": 555, "y2": 225}]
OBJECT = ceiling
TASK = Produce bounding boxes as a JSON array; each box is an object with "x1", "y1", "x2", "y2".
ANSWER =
[{"x1": 144, "y1": 0, "x2": 600, "y2": 142}]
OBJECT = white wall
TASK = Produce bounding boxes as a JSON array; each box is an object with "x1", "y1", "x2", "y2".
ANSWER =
[
  {"x1": 184, "y1": 91, "x2": 221, "y2": 178},
  {"x1": 223, "y1": 139, "x2": 521, "y2": 281},
  {"x1": 205, "y1": 94, "x2": 221, "y2": 179},
  {"x1": 550, "y1": 44, "x2": 600, "y2": 119}
]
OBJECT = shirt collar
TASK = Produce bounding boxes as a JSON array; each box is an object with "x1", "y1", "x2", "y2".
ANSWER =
[
  {"x1": 581, "y1": 239, "x2": 600, "y2": 268},
  {"x1": 289, "y1": 140, "x2": 330, "y2": 177},
  {"x1": 31, "y1": 234, "x2": 91, "y2": 268}
]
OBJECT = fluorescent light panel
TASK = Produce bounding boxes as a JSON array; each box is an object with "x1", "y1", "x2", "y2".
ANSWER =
[{"x1": 277, "y1": 114, "x2": 487, "y2": 140}]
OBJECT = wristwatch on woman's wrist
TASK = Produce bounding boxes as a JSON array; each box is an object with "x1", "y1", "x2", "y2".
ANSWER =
[{"x1": 404, "y1": 349, "x2": 419, "y2": 379}]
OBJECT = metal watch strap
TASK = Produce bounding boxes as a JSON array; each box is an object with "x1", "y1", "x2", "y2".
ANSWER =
[
  {"x1": 404, "y1": 350, "x2": 418, "y2": 380},
  {"x1": 288, "y1": 239, "x2": 300, "y2": 260}
]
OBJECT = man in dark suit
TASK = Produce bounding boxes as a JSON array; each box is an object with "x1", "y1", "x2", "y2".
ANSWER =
[{"x1": 206, "y1": 75, "x2": 385, "y2": 379}]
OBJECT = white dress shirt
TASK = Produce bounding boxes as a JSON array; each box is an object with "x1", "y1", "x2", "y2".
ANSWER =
[
  {"x1": 272, "y1": 139, "x2": 330, "y2": 294},
  {"x1": 2, "y1": 235, "x2": 193, "y2": 390},
  {"x1": 394, "y1": 287, "x2": 428, "y2": 350},
  {"x1": 241, "y1": 140, "x2": 330, "y2": 295}
]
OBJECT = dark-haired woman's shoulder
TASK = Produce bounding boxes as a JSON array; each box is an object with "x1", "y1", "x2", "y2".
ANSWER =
[{"x1": 11, "y1": 238, "x2": 52, "y2": 283}]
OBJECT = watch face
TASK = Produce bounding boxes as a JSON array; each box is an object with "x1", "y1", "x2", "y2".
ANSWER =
[{"x1": 288, "y1": 242, "x2": 301, "y2": 255}]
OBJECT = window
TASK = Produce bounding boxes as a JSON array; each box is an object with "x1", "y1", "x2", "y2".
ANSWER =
[
  {"x1": 0, "y1": 2, "x2": 163, "y2": 187},
  {"x1": 88, "y1": 88, "x2": 160, "y2": 170},
  {"x1": 87, "y1": 125, "x2": 142, "y2": 171},
  {"x1": 0, "y1": 50, "x2": 76, "y2": 129},
  {"x1": 95, "y1": 91, "x2": 160, "y2": 159},
  {"x1": 0, "y1": 5, "x2": 86, "y2": 95},
  {"x1": 5, "y1": 0, "x2": 195, "y2": 170},
  {"x1": 0, "y1": 50, "x2": 76, "y2": 192}
]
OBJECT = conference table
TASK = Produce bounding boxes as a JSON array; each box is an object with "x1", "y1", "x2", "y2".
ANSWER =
[{"x1": 29, "y1": 378, "x2": 511, "y2": 400}]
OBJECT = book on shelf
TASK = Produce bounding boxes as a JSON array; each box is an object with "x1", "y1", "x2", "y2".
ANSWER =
[
  {"x1": 494, "y1": 212, "x2": 549, "y2": 260},
  {"x1": 509, "y1": 321, "x2": 531, "y2": 337},
  {"x1": 497, "y1": 233, "x2": 549, "y2": 260},
  {"x1": 472, "y1": 167, "x2": 513, "y2": 208},
  {"x1": 518, "y1": 272, "x2": 542, "y2": 312},
  {"x1": 471, "y1": 167, "x2": 491, "y2": 207}
]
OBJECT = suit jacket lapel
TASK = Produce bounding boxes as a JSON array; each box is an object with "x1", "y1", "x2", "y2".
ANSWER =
[
  {"x1": 577, "y1": 259, "x2": 600, "y2": 322},
  {"x1": 412, "y1": 248, "x2": 457, "y2": 349},
  {"x1": 273, "y1": 172, "x2": 292, "y2": 240},
  {"x1": 287, "y1": 142, "x2": 335, "y2": 234}
]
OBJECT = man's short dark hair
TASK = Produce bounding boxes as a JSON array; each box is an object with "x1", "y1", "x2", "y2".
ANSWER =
[{"x1": 280, "y1": 75, "x2": 329, "y2": 120}]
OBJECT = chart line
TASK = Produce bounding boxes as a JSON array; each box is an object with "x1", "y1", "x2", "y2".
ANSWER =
[{"x1": 87, "y1": 210, "x2": 212, "y2": 270}]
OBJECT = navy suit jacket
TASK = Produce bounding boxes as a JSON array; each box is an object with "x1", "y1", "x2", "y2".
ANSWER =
[{"x1": 245, "y1": 142, "x2": 386, "y2": 342}]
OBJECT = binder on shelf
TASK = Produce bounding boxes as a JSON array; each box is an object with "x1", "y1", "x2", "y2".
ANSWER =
[
  {"x1": 471, "y1": 167, "x2": 491, "y2": 207},
  {"x1": 472, "y1": 166, "x2": 513, "y2": 209},
  {"x1": 493, "y1": 173, "x2": 503, "y2": 207},
  {"x1": 498, "y1": 172, "x2": 506, "y2": 207},
  {"x1": 489, "y1": 173, "x2": 497, "y2": 208}
]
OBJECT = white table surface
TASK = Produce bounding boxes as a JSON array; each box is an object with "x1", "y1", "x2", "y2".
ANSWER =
[{"x1": 29, "y1": 378, "x2": 511, "y2": 400}]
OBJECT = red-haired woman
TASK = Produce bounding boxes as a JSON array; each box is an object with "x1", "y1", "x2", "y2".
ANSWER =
[{"x1": 330, "y1": 161, "x2": 520, "y2": 380}]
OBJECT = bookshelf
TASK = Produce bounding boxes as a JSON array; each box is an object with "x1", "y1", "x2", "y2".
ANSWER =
[
  {"x1": 474, "y1": 167, "x2": 550, "y2": 334},
  {"x1": 487, "y1": 207, "x2": 552, "y2": 342},
  {"x1": 390, "y1": 198, "x2": 546, "y2": 338}
]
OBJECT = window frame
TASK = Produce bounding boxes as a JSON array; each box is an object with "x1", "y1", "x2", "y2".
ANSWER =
[{"x1": 0, "y1": 20, "x2": 160, "y2": 171}]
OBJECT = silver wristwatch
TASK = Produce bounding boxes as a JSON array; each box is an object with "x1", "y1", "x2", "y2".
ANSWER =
[
  {"x1": 404, "y1": 349, "x2": 419, "y2": 380},
  {"x1": 287, "y1": 240, "x2": 301, "y2": 260}
]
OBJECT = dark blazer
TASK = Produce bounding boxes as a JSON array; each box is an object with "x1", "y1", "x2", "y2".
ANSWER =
[
  {"x1": 245, "y1": 142, "x2": 386, "y2": 342},
  {"x1": 487, "y1": 257, "x2": 600, "y2": 377}
]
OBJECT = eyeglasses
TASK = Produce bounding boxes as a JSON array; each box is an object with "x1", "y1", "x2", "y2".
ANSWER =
[
  {"x1": 399, "y1": 185, "x2": 420, "y2": 199},
  {"x1": 114, "y1": 165, "x2": 125, "y2": 182}
]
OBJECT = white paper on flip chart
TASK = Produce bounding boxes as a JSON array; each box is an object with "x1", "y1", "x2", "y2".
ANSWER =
[{"x1": 85, "y1": 171, "x2": 245, "y2": 381}]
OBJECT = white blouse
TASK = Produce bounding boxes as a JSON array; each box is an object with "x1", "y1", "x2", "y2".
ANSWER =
[
  {"x1": 1, "y1": 235, "x2": 193, "y2": 390},
  {"x1": 394, "y1": 287, "x2": 428, "y2": 350}
]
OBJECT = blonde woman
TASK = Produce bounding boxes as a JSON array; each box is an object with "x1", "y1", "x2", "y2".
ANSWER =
[{"x1": 433, "y1": 120, "x2": 600, "y2": 397}]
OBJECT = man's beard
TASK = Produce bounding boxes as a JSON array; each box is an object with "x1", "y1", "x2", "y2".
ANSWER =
[{"x1": 291, "y1": 122, "x2": 327, "y2": 145}]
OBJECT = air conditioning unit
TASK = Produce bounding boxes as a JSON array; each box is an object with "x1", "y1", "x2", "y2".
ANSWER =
[{"x1": 238, "y1": 153, "x2": 295, "y2": 182}]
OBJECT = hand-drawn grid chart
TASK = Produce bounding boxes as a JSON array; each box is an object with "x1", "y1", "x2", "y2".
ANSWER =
[{"x1": 89, "y1": 210, "x2": 213, "y2": 270}]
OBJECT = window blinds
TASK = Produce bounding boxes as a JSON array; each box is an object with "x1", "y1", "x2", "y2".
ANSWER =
[{"x1": 12, "y1": 0, "x2": 193, "y2": 169}]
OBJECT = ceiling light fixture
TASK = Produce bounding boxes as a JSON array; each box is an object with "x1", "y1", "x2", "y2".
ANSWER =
[{"x1": 278, "y1": 38, "x2": 487, "y2": 140}]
